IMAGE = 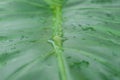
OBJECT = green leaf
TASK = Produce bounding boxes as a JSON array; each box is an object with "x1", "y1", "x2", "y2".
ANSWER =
[{"x1": 0, "y1": 0, "x2": 120, "y2": 80}]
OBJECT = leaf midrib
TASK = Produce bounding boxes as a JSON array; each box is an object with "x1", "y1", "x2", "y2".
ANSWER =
[{"x1": 48, "y1": 4, "x2": 68, "y2": 80}]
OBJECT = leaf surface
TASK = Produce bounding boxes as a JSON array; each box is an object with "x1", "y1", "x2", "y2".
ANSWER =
[{"x1": 0, "y1": 0, "x2": 120, "y2": 80}]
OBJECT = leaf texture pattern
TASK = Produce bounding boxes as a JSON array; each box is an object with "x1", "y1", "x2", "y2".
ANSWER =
[{"x1": 0, "y1": 0, "x2": 120, "y2": 80}]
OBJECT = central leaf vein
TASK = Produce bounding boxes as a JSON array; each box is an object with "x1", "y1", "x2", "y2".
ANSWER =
[{"x1": 52, "y1": 5, "x2": 67, "y2": 80}]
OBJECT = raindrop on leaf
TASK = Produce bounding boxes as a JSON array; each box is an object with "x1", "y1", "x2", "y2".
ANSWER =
[{"x1": 81, "y1": 27, "x2": 96, "y2": 31}]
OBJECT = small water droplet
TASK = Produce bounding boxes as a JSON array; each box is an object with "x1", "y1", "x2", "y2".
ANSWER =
[
  {"x1": 78, "y1": 24, "x2": 82, "y2": 27},
  {"x1": 104, "y1": 21, "x2": 109, "y2": 24},
  {"x1": 11, "y1": 47, "x2": 16, "y2": 50},
  {"x1": 0, "y1": 36, "x2": 7, "y2": 41},
  {"x1": 0, "y1": 53, "x2": 8, "y2": 63},
  {"x1": 80, "y1": 60, "x2": 89, "y2": 68},
  {"x1": 94, "y1": 58, "x2": 97, "y2": 61},
  {"x1": 71, "y1": 60, "x2": 89, "y2": 69},
  {"x1": 91, "y1": 0, "x2": 112, "y2": 3},
  {"x1": 62, "y1": 37, "x2": 68, "y2": 42},
  {"x1": 69, "y1": 63, "x2": 74, "y2": 68},
  {"x1": 72, "y1": 26, "x2": 76, "y2": 30},
  {"x1": 106, "y1": 13, "x2": 111, "y2": 17},
  {"x1": 81, "y1": 27, "x2": 96, "y2": 31},
  {"x1": 114, "y1": 72, "x2": 119, "y2": 77},
  {"x1": 88, "y1": 15, "x2": 93, "y2": 18},
  {"x1": 67, "y1": 56, "x2": 71, "y2": 59},
  {"x1": 112, "y1": 51, "x2": 117, "y2": 56},
  {"x1": 20, "y1": 35, "x2": 25, "y2": 40},
  {"x1": 71, "y1": 24, "x2": 77, "y2": 30},
  {"x1": 29, "y1": 40, "x2": 37, "y2": 43},
  {"x1": 9, "y1": 40, "x2": 13, "y2": 42},
  {"x1": 107, "y1": 31, "x2": 114, "y2": 36},
  {"x1": 47, "y1": 63, "x2": 52, "y2": 68},
  {"x1": 82, "y1": 38, "x2": 86, "y2": 40},
  {"x1": 20, "y1": 35, "x2": 28, "y2": 40},
  {"x1": 106, "y1": 13, "x2": 114, "y2": 20},
  {"x1": 73, "y1": 36, "x2": 76, "y2": 38}
]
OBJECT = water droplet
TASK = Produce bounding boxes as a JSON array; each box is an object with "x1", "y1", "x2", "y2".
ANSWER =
[
  {"x1": 80, "y1": 60, "x2": 89, "y2": 68},
  {"x1": 82, "y1": 38, "x2": 86, "y2": 40},
  {"x1": 8, "y1": 39, "x2": 13, "y2": 42},
  {"x1": 114, "y1": 72, "x2": 119, "y2": 77},
  {"x1": 67, "y1": 56, "x2": 71, "y2": 59},
  {"x1": 20, "y1": 35, "x2": 28, "y2": 40},
  {"x1": 106, "y1": 13, "x2": 111, "y2": 17},
  {"x1": 81, "y1": 27, "x2": 96, "y2": 31},
  {"x1": 29, "y1": 40, "x2": 37, "y2": 43},
  {"x1": 0, "y1": 36, "x2": 7, "y2": 41},
  {"x1": 104, "y1": 21, "x2": 109, "y2": 24},
  {"x1": 88, "y1": 15, "x2": 93, "y2": 18},
  {"x1": 78, "y1": 24, "x2": 82, "y2": 26},
  {"x1": 106, "y1": 13, "x2": 114, "y2": 20},
  {"x1": 72, "y1": 26, "x2": 76, "y2": 30},
  {"x1": 19, "y1": 30, "x2": 24, "y2": 33},
  {"x1": 20, "y1": 35, "x2": 25, "y2": 40},
  {"x1": 0, "y1": 51, "x2": 20, "y2": 65},
  {"x1": 62, "y1": 37, "x2": 68, "y2": 42},
  {"x1": 94, "y1": 58, "x2": 97, "y2": 61},
  {"x1": 47, "y1": 63, "x2": 52, "y2": 68},
  {"x1": 71, "y1": 60, "x2": 89, "y2": 69},
  {"x1": 107, "y1": 31, "x2": 114, "y2": 36},
  {"x1": 11, "y1": 46, "x2": 16, "y2": 50},
  {"x1": 0, "y1": 8, "x2": 4, "y2": 11},
  {"x1": 69, "y1": 63, "x2": 74, "y2": 68},
  {"x1": 112, "y1": 51, "x2": 117, "y2": 56},
  {"x1": 91, "y1": 0, "x2": 112, "y2": 3},
  {"x1": 71, "y1": 24, "x2": 77, "y2": 30},
  {"x1": 73, "y1": 36, "x2": 76, "y2": 38},
  {"x1": 0, "y1": 53, "x2": 8, "y2": 63}
]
